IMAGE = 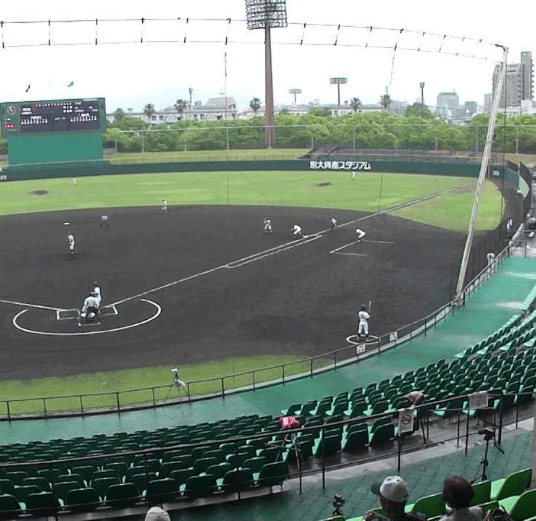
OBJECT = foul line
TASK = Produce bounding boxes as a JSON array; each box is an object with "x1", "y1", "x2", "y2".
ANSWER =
[
  {"x1": 12, "y1": 299, "x2": 161, "y2": 336},
  {"x1": 225, "y1": 235, "x2": 321, "y2": 268},
  {"x1": 0, "y1": 298, "x2": 63, "y2": 312}
]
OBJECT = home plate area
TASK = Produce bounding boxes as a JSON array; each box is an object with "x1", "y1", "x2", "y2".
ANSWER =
[{"x1": 14, "y1": 299, "x2": 160, "y2": 336}]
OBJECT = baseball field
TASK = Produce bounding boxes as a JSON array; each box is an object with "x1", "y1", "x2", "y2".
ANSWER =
[{"x1": 0, "y1": 168, "x2": 507, "y2": 413}]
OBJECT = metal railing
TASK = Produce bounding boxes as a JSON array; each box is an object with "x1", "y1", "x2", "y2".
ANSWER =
[{"x1": 0, "y1": 389, "x2": 530, "y2": 519}]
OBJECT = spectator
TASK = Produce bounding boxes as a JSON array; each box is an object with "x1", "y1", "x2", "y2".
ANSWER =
[
  {"x1": 439, "y1": 476, "x2": 482, "y2": 521},
  {"x1": 145, "y1": 506, "x2": 171, "y2": 521},
  {"x1": 364, "y1": 476, "x2": 425, "y2": 521}
]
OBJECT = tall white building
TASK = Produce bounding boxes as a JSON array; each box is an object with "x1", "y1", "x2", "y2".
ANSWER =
[{"x1": 493, "y1": 51, "x2": 533, "y2": 108}]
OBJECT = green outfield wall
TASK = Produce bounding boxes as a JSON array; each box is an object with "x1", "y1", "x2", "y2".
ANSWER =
[{"x1": 0, "y1": 159, "x2": 483, "y2": 182}]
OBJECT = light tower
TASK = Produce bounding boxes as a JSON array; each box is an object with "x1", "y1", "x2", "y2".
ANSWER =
[
  {"x1": 420, "y1": 82, "x2": 425, "y2": 105},
  {"x1": 289, "y1": 88, "x2": 302, "y2": 105},
  {"x1": 330, "y1": 77, "x2": 348, "y2": 107},
  {"x1": 245, "y1": 0, "x2": 288, "y2": 148}
]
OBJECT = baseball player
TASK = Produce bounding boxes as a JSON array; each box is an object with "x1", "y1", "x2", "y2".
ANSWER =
[
  {"x1": 330, "y1": 218, "x2": 338, "y2": 231},
  {"x1": 67, "y1": 233, "x2": 75, "y2": 255},
  {"x1": 357, "y1": 305, "x2": 370, "y2": 339},
  {"x1": 292, "y1": 224, "x2": 303, "y2": 240},
  {"x1": 263, "y1": 218, "x2": 273, "y2": 234},
  {"x1": 80, "y1": 292, "x2": 100, "y2": 325},
  {"x1": 161, "y1": 199, "x2": 168, "y2": 212},
  {"x1": 352, "y1": 171, "x2": 356, "y2": 180},
  {"x1": 92, "y1": 282, "x2": 102, "y2": 308},
  {"x1": 355, "y1": 228, "x2": 366, "y2": 242},
  {"x1": 99, "y1": 214, "x2": 110, "y2": 229}
]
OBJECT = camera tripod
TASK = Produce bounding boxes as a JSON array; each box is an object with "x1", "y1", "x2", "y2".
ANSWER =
[
  {"x1": 164, "y1": 372, "x2": 187, "y2": 403},
  {"x1": 474, "y1": 429, "x2": 504, "y2": 482}
]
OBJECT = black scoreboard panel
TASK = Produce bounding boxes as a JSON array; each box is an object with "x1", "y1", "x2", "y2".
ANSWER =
[{"x1": 19, "y1": 100, "x2": 101, "y2": 133}]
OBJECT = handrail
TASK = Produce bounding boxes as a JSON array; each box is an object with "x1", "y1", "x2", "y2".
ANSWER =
[{"x1": 0, "y1": 230, "x2": 523, "y2": 420}]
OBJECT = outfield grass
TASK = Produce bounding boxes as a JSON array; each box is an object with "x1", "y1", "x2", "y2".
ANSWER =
[{"x1": 0, "y1": 171, "x2": 495, "y2": 233}]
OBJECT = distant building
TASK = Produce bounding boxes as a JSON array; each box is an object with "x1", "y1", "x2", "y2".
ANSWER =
[
  {"x1": 493, "y1": 51, "x2": 533, "y2": 108},
  {"x1": 436, "y1": 92, "x2": 460, "y2": 120},
  {"x1": 484, "y1": 93, "x2": 493, "y2": 112},
  {"x1": 464, "y1": 101, "x2": 478, "y2": 118}
]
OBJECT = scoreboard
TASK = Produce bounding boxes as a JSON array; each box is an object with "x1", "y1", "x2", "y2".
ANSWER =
[
  {"x1": 1, "y1": 98, "x2": 106, "y2": 135},
  {"x1": 0, "y1": 98, "x2": 106, "y2": 173}
]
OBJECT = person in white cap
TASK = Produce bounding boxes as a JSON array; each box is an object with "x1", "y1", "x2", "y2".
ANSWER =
[
  {"x1": 145, "y1": 506, "x2": 171, "y2": 521},
  {"x1": 364, "y1": 476, "x2": 425, "y2": 521},
  {"x1": 292, "y1": 224, "x2": 303, "y2": 240}
]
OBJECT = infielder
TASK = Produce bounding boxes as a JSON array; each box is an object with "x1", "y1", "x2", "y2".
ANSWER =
[
  {"x1": 357, "y1": 305, "x2": 370, "y2": 339},
  {"x1": 161, "y1": 200, "x2": 168, "y2": 212},
  {"x1": 263, "y1": 218, "x2": 273, "y2": 234},
  {"x1": 355, "y1": 228, "x2": 366, "y2": 242},
  {"x1": 330, "y1": 218, "x2": 338, "y2": 231},
  {"x1": 100, "y1": 215, "x2": 110, "y2": 229},
  {"x1": 67, "y1": 233, "x2": 75, "y2": 255},
  {"x1": 292, "y1": 224, "x2": 303, "y2": 240}
]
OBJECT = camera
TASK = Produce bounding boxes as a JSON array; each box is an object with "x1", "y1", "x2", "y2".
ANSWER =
[
  {"x1": 478, "y1": 428, "x2": 494, "y2": 440},
  {"x1": 171, "y1": 368, "x2": 179, "y2": 374}
]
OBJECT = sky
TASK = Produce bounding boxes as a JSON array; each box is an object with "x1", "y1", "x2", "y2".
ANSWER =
[{"x1": 0, "y1": 0, "x2": 533, "y2": 113}]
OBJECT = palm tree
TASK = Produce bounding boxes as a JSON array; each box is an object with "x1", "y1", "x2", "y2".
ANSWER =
[
  {"x1": 350, "y1": 97, "x2": 362, "y2": 113},
  {"x1": 174, "y1": 99, "x2": 187, "y2": 120},
  {"x1": 379, "y1": 94, "x2": 391, "y2": 111},
  {"x1": 249, "y1": 97, "x2": 262, "y2": 115},
  {"x1": 144, "y1": 103, "x2": 155, "y2": 125},
  {"x1": 113, "y1": 108, "x2": 125, "y2": 122}
]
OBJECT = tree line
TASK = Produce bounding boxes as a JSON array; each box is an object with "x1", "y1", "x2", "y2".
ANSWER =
[
  {"x1": 2, "y1": 104, "x2": 536, "y2": 156},
  {"x1": 104, "y1": 104, "x2": 536, "y2": 155}
]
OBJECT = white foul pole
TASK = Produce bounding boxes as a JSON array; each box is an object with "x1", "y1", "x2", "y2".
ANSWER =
[{"x1": 454, "y1": 46, "x2": 508, "y2": 303}]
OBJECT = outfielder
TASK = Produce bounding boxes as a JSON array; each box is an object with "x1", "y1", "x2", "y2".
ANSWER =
[
  {"x1": 161, "y1": 199, "x2": 168, "y2": 212},
  {"x1": 357, "y1": 305, "x2": 370, "y2": 339}
]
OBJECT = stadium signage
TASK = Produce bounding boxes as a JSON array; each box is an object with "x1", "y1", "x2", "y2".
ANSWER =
[{"x1": 309, "y1": 160, "x2": 371, "y2": 171}]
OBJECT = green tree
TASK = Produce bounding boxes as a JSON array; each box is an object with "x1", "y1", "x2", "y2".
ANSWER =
[
  {"x1": 174, "y1": 99, "x2": 187, "y2": 120},
  {"x1": 350, "y1": 97, "x2": 362, "y2": 113},
  {"x1": 249, "y1": 97, "x2": 262, "y2": 115},
  {"x1": 380, "y1": 94, "x2": 391, "y2": 110},
  {"x1": 403, "y1": 103, "x2": 434, "y2": 119},
  {"x1": 144, "y1": 103, "x2": 156, "y2": 125},
  {"x1": 113, "y1": 108, "x2": 126, "y2": 122}
]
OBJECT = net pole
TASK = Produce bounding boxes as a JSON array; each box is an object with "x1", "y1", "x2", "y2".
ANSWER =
[{"x1": 454, "y1": 46, "x2": 508, "y2": 304}]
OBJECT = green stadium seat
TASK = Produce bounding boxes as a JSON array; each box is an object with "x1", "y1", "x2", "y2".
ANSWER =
[
  {"x1": 257, "y1": 461, "x2": 289, "y2": 491},
  {"x1": 104, "y1": 482, "x2": 140, "y2": 508},
  {"x1": 409, "y1": 493, "x2": 446, "y2": 518},
  {"x1": 222, "y1": 468, "x2": 255, "y2": 494},
  {"x1": 65, "y1": 487, "x2": 100, "y2": 513},
  {"x1": 25, "y1": 491, "x2": 60, "y2": 517},
  {"x1": 145, "y1": 478, "x2": 178, "y2": 503},
  {"x1": 501, "y1": 489, "x2": 536, "y2": 520},
  {"x1": 0, "y1": 494, "x2": 22, "y2": 519},
  {"x1": 491, "y1": 468, "x2": 532, "y2": 501},
  {"x1": 184, "y1": 474, "x2": 217, "y2": 499}
]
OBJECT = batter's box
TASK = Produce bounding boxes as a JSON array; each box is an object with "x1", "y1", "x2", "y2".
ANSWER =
[
  {"x1": 57, "y1": 309, "x2": 80, "y2": 321},
  {"x1": 99, "y1": 305, "x2": 118, "y2": 316}
]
